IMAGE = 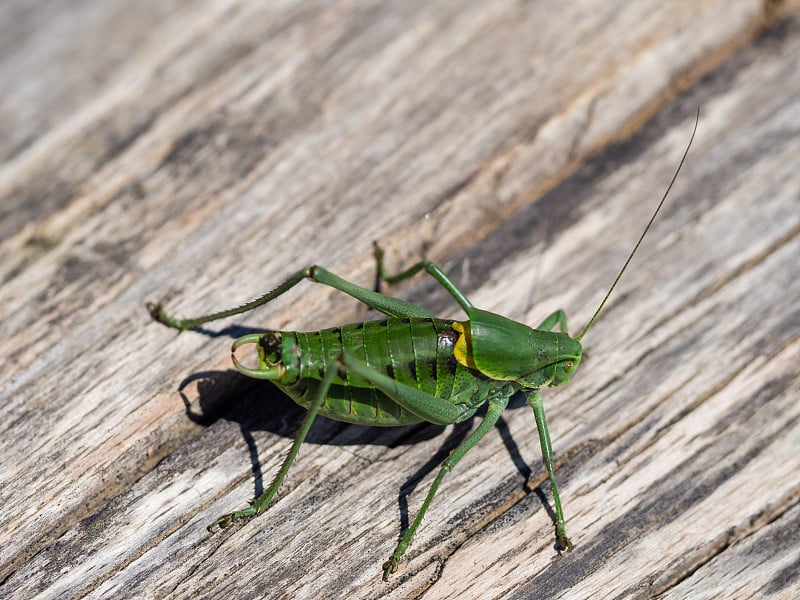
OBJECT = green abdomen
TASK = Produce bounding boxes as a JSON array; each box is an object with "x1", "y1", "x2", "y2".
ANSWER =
[{"x1": 271, "y1": 318, "x2": 482, "y2": 426}]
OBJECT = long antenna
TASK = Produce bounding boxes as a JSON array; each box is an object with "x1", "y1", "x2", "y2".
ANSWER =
[{"x1": 576, "y1": 108, "x2": 699, "y2": 342}]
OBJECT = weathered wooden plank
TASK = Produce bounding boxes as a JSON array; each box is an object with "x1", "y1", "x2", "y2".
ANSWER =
[
  {"x1": 1, "y1": 1, "x2": 798, "y2": 599},
  {"x1": 665, "y1": 502, "x2": 800, "y2": 599}
]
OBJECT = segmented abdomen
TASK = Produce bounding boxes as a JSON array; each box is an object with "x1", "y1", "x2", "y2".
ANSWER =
[{"x1": 267, "y1": 318, "x2": 483, "y2": 426}]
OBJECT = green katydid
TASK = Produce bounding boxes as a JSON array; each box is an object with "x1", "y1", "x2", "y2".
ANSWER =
[{"x1": 148, "y1": 112, "x2": 697, "y2": 580}]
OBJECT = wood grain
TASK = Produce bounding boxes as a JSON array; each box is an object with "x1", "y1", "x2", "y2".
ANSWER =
[{"x1": 1, "y1": 1, "x2": 798, "y2": 598}]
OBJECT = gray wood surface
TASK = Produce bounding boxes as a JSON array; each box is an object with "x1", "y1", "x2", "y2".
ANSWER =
[{"x1": 2, "y1": 1, "x2": 798, "y2": 599}]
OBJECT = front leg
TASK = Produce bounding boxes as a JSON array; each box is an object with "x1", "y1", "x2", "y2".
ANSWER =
[{"x1": 527, "y1": 388, "x2": 572, "y2": 552}]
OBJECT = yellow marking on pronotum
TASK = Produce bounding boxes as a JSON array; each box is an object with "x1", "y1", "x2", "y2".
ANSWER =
[{"x1": 452, "y1": 321, "x2": 478, "y2": 369}]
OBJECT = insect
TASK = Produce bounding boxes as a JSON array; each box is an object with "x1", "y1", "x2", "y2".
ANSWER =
[{"x1": 148, "y1": 113, "x2": 697, "y2": 580}]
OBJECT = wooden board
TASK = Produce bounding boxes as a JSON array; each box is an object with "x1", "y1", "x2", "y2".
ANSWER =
[{"x1": 1, "y1": 1, "x2": 798, "y2": 598}]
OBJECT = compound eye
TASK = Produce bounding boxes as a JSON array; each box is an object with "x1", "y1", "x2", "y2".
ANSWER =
[{"x1": 564, "y1": 361, "x2": 575, "y2": 372}]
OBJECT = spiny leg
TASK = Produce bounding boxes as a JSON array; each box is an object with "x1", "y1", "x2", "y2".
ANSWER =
[
  {"x1": 373, "y1": 242, "x2": 473, "y2": 312},
  {"x1": 148, "y1": 268, "x2": 311, "y2": 330},
  {"x1": 381, "y1": 393, "x2": 510, "y2": 580},
  {"x1": 335, "y1": 352, "x2": 513, "y2": 578},
  {"x1": 527, "y1": 388, "x2": 572, "y2": 552},
  {"x1": 207, "y1": 366, "x2": 337, "y2": 531},
  {"x1": 148, "y1": 263, "x2": 435, "y2": 331},
  {"x1": 340, "y1": 352, "x2": 468, "y2": 425},
  {"x1": 207, "y1": 351, "x2": 472, "y2": 533}
]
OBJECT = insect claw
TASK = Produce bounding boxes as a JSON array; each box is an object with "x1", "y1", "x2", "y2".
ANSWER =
[
  {"x1": 382, "y1": 558, "x2": 399, "y2": 581},
  {"x1": 146, "y1": 301, "x2": 167, "y2": 324},
  {"x1": 207, "y1": 513, "x2": 236, "y2": 533},
  {"x1": 556, "y1": 531, "x2": 574, "y2": 553}
]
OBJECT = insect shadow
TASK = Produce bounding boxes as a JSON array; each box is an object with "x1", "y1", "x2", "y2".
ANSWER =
[{"x1": 175, "y1": 323, "x2": 557, "y2": 545}]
